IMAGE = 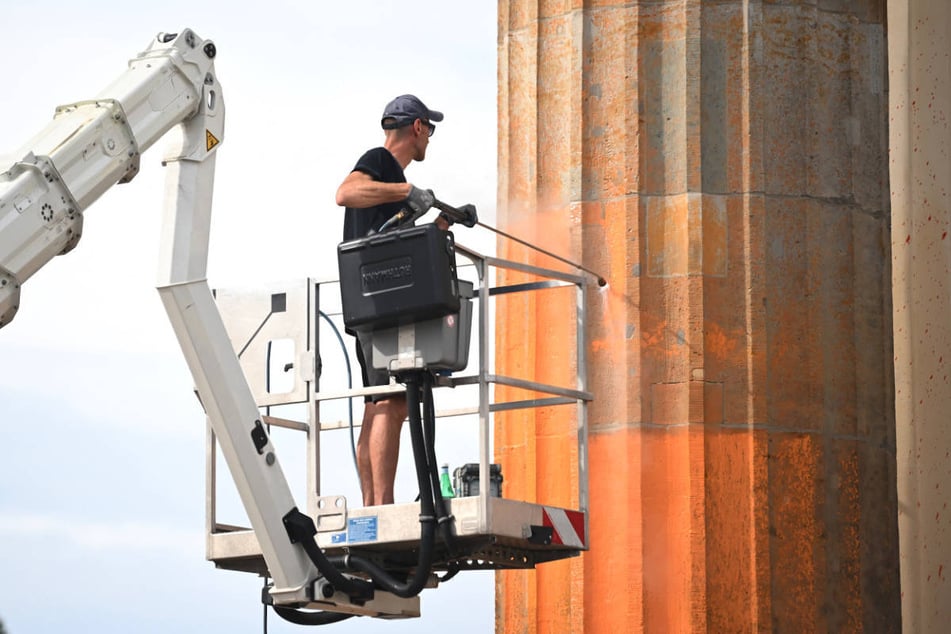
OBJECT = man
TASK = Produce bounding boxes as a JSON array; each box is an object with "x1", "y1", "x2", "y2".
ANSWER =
[{"x1": 334, "y1": 94, "x2": 447, "y2": 506}]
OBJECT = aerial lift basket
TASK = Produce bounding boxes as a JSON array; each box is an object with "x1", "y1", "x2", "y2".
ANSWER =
[{"x1": 206, "y1": 241, "x2": 592, "y2": 585}]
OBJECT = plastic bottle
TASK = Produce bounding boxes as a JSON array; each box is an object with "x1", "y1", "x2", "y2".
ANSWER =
[{"x1": 439, "y1": 463, "x2": 455, "y2": 498}]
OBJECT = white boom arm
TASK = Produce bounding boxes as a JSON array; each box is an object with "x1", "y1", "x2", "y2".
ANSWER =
[
  {"x1": 0, "y1": 30, "x2": 211, "y2": 326},
  {"x1": 0, "y1": 29, "x2": 360, "y2": 610}
]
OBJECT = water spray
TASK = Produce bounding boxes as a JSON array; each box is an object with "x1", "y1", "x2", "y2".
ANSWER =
[{"x1": 433, "y1": 199, "x2": 608, "y2": 287}]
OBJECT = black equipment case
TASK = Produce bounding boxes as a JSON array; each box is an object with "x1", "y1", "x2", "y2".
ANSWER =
[{"x1": 337, "y1": 224, "x2": 460, "y2": 331}]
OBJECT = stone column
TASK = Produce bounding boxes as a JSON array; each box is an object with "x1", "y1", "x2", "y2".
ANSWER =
[
  {"x1": 496, "y1": 1, "x2": 898, "y2": 631},
  {"x1": 889, "y1": 1, "x2": 951, "y2": 631}
]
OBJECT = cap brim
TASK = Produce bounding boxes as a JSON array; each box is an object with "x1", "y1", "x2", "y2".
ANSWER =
[{"x1": 427, "y1": 109, "x2": 444, "y2": 122}]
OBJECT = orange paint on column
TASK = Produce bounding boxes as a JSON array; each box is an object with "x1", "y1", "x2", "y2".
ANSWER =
[
  {"x1": 496, "y1": 1, "x2": 897, "y2": 632},
  {"x1": 584, "y1": 429, "x2": 643, "y2": 632}
]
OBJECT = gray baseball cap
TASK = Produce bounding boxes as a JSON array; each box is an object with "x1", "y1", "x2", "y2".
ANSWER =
[{"x1": 381, "y1": 94, "x2": 444, "y2": 129}]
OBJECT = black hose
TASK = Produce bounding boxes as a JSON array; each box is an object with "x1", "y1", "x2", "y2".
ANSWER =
[
  {"x1": 421, "y1": 373, "x2": 458, "y2": 555},
  {"x1": 340, "y1": 373, "x2": 437, "y2": 598},
  {"x1": 282, "y1": 508, "x2": 374, "y2": 601},
  {"x1": 422, "y1": 373, "x2": 441, "y2": 499},
  {"x1": 272, "y1": 606, "x2": 354, "y2": 626},
  {"x1": 282, "y1": 372, "x2": 442, "y2": 609},
  {"x1": 438, "y1": 564, "x2": 460, "y2": 583}
]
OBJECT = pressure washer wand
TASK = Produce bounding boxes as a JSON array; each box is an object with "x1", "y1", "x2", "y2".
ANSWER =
[{"x1": 433, "y1": 199, "x2": 607, "y2": 287}]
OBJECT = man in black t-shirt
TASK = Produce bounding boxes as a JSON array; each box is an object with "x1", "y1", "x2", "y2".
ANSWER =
[{"x1": 335, "y1": 94, "x2": 448, "y2": 506}]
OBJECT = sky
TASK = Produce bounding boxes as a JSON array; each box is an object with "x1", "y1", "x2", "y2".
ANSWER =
[{"x1": 0, "y1": 2, "x2": 499, "y2": 632}]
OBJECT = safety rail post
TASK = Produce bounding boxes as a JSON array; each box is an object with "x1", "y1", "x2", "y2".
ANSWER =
[{"x1": 453, "y1": 244, "x2": 591, "y2": 533}]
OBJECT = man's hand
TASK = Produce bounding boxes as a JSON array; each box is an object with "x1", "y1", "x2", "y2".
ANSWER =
[{"x1": 406, "y1": 185, "x2": 435, "y2": 216}]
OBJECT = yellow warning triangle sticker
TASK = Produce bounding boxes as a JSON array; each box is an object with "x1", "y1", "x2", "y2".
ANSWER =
[{"x1": 206, "y1": 129, "x2": 220, "y2": 151}]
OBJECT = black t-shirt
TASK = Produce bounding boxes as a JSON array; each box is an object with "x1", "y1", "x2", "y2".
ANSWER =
[{"x1": 343, "y1": 147, "x2": 406, "y2": 241}]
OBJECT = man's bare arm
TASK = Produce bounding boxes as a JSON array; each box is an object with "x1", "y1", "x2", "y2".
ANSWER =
[{"x1": 335, "y1": 170, "x2": 412, "y2": 208}]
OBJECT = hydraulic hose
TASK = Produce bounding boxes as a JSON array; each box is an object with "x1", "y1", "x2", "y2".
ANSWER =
[
  {"x1": 421, "y1": 372, "x2": 458, "y2": 555},
  {"x1": 335, "y1": 373, "x2": 437, "y2": 598},
  {"x1": 282, "y1": 508, "x2": 374, "y2": 601},
  {"x1": 438, "y1": 564, "x2": 460, "y2": 583},
  {"x1": 272, "y1": 606, "x2": 354, "y2": 626},
  {"x1": 283, "y1": 372, "x2": 444, "y2": 607}
]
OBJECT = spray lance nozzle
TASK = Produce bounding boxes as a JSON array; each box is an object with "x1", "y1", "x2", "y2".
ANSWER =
[{"x1": 433, "y1": 198, "x2": 607, "y2": 287}]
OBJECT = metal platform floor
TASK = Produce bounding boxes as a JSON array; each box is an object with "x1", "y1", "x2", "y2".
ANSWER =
[{"x1": 208, "y1": 495, "x2": 585, "y2": 577}]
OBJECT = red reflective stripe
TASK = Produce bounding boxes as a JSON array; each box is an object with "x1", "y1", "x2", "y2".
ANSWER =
[
  {"x1": 542, "y1": 507, "x2": 585, "y2": 547},
  {"x1": 566, "y1": 509, "x2": 585, "y2": 546}
]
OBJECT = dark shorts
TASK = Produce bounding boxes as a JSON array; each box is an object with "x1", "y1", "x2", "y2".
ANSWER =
[{"x1": 354, "y1": 332, "x2": 394, "y2": 404}]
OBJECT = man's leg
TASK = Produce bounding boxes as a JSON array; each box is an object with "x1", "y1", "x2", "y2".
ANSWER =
[
  {"x1": 357, "y1": 395, "x2": 408, "y2": 506},
  {"x1": 356, "y1": 405, "x2": 376, "y2": 506}
]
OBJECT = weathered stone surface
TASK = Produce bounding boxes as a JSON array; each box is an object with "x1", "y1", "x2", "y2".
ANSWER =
[
  {"x1": 889, "y1": 0, "x2": 951, "y2": 631},
  {"x1": 497, "y1": 1, "x2": 898, "y2": 631}
]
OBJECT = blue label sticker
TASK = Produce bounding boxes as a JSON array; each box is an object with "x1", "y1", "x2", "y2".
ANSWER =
[
  {"x1": 330, "y1": 532, "x2": 347, "y2": 544},
  {"x1": 348, "y1": 516, "x2": 378, "y2": 543}
]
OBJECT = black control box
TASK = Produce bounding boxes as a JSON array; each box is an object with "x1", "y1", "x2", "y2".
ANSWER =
[{"x1": 338, "y1": 224, "x2": 460, "y2": 331}]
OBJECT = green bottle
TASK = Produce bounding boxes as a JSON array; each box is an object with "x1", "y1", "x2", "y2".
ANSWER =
[{"x1": 439, "y1": 463, "x2": 455, "y2": 498}]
